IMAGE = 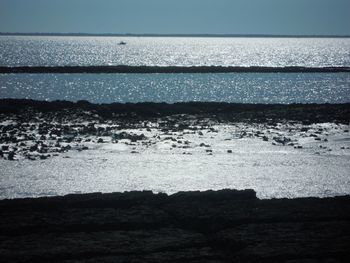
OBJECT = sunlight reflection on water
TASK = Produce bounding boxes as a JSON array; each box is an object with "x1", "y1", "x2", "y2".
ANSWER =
[{"x1": 1, "y1": 73, "x2": 349, "y2": 103}]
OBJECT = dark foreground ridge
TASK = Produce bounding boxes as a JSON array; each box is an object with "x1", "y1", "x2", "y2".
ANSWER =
[
  {"x1": 1, "y1": 189, "x2": 350, "y2": 262},
  {"x1": 1, "y1": 65, "x2": 350, "y2": 74}
]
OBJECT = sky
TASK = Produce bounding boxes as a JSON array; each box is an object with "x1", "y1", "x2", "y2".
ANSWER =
[{"x1": 0, "y1": 0, "x2": 349, "y2": 35}]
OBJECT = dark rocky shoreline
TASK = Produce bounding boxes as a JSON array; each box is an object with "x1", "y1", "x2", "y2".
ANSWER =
[
  {"x1": 1, "y1": 98, "x2": 349, "y2": 123},
  {"x1": 1, "y1": 189, "x2": 350, "y2": 262}
]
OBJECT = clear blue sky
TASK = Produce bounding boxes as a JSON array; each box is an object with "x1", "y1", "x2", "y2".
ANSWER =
[{"x1": 0, "y1": 0, "x2": 349, "y2": 35}]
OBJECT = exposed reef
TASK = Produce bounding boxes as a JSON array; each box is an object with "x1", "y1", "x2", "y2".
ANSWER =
[
  {"x1": 1, "y1": 99, "x2": 349, "y2": 161},
  {"x1": 0, "y1": 189, "x2": 349, "y2": 262}
]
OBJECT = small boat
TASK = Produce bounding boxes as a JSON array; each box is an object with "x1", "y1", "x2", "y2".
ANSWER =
[{"x1": 118, "y1": 41, "x2": 127, "y2": 45}]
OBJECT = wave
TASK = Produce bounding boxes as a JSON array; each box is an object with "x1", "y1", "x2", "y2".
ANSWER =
[{"x1": 0, "y1": 65, "x2": 350, "y2": 74}]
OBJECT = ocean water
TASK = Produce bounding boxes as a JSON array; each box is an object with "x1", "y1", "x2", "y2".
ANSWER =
[
  {"x1": 1, "y1": 36, "x2": 350, "y2": 103},
  {"x1": 1, "y1": 36, "x2": 350, "y2": 67},
  {"x1": 1, "y1": 73, "x2": 350, "y2": 103}
]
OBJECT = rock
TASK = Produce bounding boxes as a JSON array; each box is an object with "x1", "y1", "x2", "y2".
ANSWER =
[
  {"x1": 29, "y1": 145, "x2": 38, "y2": 152},
  {"x1": 50, "y1": 129, "x2": 62, "y2": 137},
  {"x1": 262, "y1": 136, "x2": 269, "y2": 141},
  {"x1": 113, "y1": 132, "x2": 147, "y2": 142},
  {"x1": 60, "y1": 145, "x2": 71, "y2": 152},
  {"x1": 227, "y1": 150, "x2": 232, "y2": 153},
  {"x1": 97, "y1": 138, "x2": 104, "y2": 143},
  {"x1": 38, "y1": 146, "x2": 48, "y2": 154},
  {"x1": 1, "y1": 145, "x2": 9, "y2": 151},
  {"x1": 7, "y1": 151, "x2": 15, "y2": 160},
  {"x1": 273, "y1": 136, "x2": 291, "y2": 145},
  {"x1": 39, "y1": 154, "x2": 49, "y2": 160},
  {"x1": 27, "y1": 155, "x2": 36, "y2": 161}
]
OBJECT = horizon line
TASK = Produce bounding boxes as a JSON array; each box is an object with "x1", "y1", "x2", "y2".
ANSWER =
[{"x1": 1, "y1": 32, "x2": 350, "y2": 38}]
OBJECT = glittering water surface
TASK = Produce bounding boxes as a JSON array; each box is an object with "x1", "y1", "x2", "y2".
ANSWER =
[
  {"x1": 1, "y1": 73, "x2": 349, "y2": 103},
  {"x1": 1, "y1": 36, "x2": 350, "y2": 67}
]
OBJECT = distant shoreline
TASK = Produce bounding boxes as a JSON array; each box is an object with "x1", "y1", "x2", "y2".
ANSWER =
[
  {"x1": 1, "y1": 65, "x2": 350, "y2": 74},
  {"x1": 1, "y1": 32, "x2": 350, "y2": 38}
]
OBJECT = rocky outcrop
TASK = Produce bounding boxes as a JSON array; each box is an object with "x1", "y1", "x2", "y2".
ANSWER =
[{"x1": 1, "y1": 189, "x2": 349, "y2": 262}]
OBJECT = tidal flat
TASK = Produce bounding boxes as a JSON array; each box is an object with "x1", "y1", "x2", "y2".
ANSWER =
[{"x1": 1, "y1": 99, "x2": 349, "y2": 199}]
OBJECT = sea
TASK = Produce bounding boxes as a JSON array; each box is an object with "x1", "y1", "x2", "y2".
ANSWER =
[{"x1": 0, "y1": 35, "x2": 350, "y2": 103}]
